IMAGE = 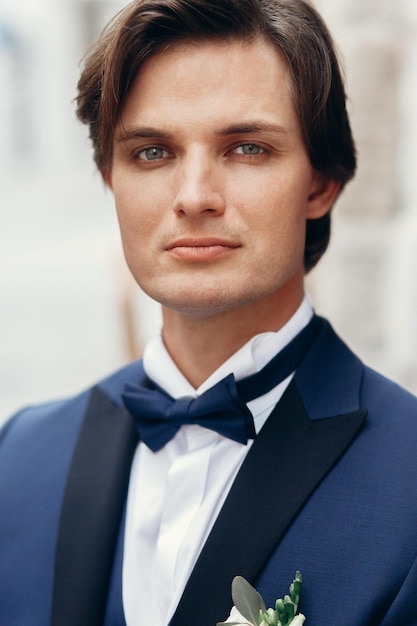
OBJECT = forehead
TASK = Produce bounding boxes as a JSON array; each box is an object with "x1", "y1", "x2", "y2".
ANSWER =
[{"x1": 117, "y1": 37, "x2": 301, "y2": 137}]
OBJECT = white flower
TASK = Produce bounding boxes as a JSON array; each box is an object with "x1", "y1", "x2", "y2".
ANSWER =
[
  {"x1": 223, "y1": 605, "x2": 305, "y2": 626},
  {"x1": 224, "y1": 605, "x2": 253, "y2": 624}
]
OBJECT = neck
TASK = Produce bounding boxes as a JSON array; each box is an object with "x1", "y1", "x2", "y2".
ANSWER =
[{"x1": 161, "y1": 291, "x2": 305, "y2": 389}]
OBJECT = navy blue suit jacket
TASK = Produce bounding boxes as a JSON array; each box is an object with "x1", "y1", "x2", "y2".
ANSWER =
[{"x1": 1, "y1": 318, "x2": 417, "y2": 626}]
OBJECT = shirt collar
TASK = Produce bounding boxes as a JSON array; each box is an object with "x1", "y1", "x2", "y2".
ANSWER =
[{"x1": 143, "y1": 295, "x2": 313, "y2": 400}]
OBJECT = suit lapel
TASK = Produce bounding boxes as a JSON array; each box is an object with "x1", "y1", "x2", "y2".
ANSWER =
[
  {"x1": 171, "y1": 379, "x2": 366, "y2": 626},
  {"x1": 51, "y1": 385, "x2": 138, "y2": 626}
]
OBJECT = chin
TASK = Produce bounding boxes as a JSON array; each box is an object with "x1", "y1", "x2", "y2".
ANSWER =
[
  {"x1": 154, "y1": 286, "x2": 275, "y2": 320},
  {"x1": 138, "y1": 272, "x2": 298, "y2": 320},
  {"x1": 160, "y1": 297, "x2": 237, "y2": 319}
]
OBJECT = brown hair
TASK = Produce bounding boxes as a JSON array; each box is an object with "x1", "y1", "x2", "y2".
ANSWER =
[{"x1": 76, "y1": 0, "x2": 356, "y2": 271}]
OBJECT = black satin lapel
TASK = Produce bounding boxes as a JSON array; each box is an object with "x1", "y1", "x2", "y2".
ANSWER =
[
  {"x1": 170, "y1": 380, "x2": 366, "y2": 626},
  {"x1": 51, "y1": 386, "x2": 138, "y2": 626}
]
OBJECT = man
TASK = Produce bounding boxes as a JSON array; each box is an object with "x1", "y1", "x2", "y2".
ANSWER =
[{"x1": 1, "y1": 1, "x2": 417, "y2": 625}]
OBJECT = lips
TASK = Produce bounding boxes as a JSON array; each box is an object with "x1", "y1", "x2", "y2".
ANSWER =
[{"x1": 166, "y1": 237, "x2": 240, "y2": 261}]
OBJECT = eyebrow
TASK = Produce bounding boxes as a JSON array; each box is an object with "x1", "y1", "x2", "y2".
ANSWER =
[
  {"x1": 115, "y1": 120, "x2": 290, "y2": 144},
  {"x1": 215, "y1": 121, "x2": 290, "y2": 137},
  {"x1": 114, "y1": 126, "x2": 172, "y2": 143}
]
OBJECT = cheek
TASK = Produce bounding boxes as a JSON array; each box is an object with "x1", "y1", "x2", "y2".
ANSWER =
[
  {"x1": 113, "y1": 200, "x2": 149, "y2": 274},
  {"x1": 113, "y1": 182, "x2": 164, "y2": 241},
  {"x1": 240, "y1": 189, "x2": 309, "y2": 274},
  {"x1": 240, "y1": 181, "x2": 309, "y2": 238}
]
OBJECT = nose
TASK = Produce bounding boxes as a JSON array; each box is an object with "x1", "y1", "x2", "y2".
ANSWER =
[{"x1": 173, "y1": 152, "x2": 226, "y2": 218}]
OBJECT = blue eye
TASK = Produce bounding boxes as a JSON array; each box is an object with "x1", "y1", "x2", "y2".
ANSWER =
[
  {"x1": 234, "y1": 143, "x2": 264, "y2": 156},
  {"x1": 138, "y1": 147, "x2": 168, "y2": 161}
]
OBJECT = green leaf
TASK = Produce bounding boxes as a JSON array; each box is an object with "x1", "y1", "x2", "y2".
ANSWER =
[
  {"x1": 262, "y1": 607, "x2": 280, "y2": 625},
  {"x1": 290, "y1": 572, "x2": 302, "y2": 607},
  {"x1": 283, "y1": 596, "x2": 295, "y2": 620},
  {"x1": 232, "y1": 576, "x2": 267, "y2": 624},
  {"x1": 275, "y1": 598, "x2": 287, "y2": 620}
]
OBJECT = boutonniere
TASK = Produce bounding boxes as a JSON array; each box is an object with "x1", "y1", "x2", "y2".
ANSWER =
[{"x1": 217, "y1": 571, "x2": 305, "y2": 626}]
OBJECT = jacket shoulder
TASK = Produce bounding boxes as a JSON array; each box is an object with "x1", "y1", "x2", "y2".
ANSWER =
[
  {"x1": 0, "y1": 358, "x2": 143, "y2": 447},
  {"x1": 361, "y1": 364, "x2": 417, "y2": 420}
]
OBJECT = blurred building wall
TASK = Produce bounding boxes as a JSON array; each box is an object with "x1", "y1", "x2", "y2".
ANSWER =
[
  {"x1": 0, "y1": 0, "x2": 416, "y2": 421},
  {"x1": 309, "y1": 0, "x2": 417, "y2": 392}
]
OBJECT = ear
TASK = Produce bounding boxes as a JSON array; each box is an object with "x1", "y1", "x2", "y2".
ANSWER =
[
  {"x1": 103, "y1": 167, "x2": 113, "y2": 190},
  {"x1": 306, "y1": 170, "x2": 341, "y2": 219}
]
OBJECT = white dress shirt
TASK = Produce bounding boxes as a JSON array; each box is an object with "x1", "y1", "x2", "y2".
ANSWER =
[{"x1": 122, "y1": 296, "x2": 313, "y2": 626}]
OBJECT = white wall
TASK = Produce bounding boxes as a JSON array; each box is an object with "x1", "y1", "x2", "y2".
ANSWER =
[
  {"x1": 308, "y1": 0, "x2": 417, "y2": 392},
  {"x1": 0, "y1": 0, "x2": 162, "y2": 420}
]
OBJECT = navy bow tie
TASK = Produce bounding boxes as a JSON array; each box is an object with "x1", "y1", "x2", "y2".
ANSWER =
[{"x1": 122, "y1": 315, "x2": 323, "y2": 452}]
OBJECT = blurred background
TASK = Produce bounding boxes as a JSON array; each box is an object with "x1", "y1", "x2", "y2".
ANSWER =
[{"x1": 1, "y1": 0, "x2": 417, "y2": 423}]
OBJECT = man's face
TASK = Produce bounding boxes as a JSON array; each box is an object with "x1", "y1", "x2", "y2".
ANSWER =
[{"x1": 109, "y1": 38, "x2": 336, "y2": 323}]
